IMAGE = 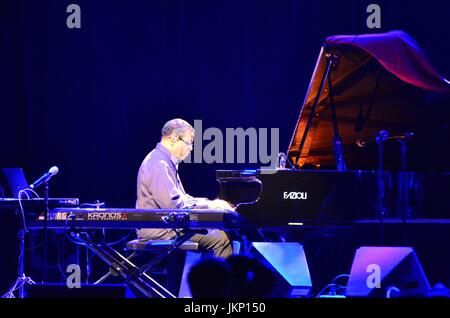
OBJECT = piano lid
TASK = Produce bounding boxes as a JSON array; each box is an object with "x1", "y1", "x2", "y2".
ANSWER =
[{"x1": 288, "y1": 30, "x2": 450, "y2": 171}]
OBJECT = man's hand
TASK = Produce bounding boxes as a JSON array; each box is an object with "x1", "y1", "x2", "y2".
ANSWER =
[{"x1": 208, "y1": 199, "x2": 235, "y2": 211}]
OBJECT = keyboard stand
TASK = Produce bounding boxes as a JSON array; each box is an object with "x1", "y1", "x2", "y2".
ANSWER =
[
  {"x1": 72, "y1": 229, "x2": 204, "y2": 298},
  {"x1": 74, "y1": 231, "x2": 175, "y2": 298}
]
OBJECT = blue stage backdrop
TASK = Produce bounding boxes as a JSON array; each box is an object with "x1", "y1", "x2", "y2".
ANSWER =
[
  {"x1": 1, "y1": 0, "x2": 450, "y2": 296},
  {"x1": 1, "y1": 0, "x2": 450, "y2": 207}
]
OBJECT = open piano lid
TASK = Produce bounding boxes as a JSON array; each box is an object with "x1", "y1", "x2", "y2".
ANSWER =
[{"x1": 287, "y1": 30, "x2": 450, "y2": 171}]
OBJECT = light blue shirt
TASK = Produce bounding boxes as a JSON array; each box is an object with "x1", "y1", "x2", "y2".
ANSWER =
[{"x1": 135, "y1": 142, "x2": 199, "y2": 240}]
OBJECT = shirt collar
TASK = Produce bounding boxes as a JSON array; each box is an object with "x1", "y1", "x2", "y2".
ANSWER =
[{"x1": 156, "y1": 142, "x2": 179, "y2": 167}]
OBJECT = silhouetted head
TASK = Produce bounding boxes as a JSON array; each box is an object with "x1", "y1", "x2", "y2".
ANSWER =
[
  {"x1": 227, "y1": 254, "x2": 281, "y2": 298},
  {"x1": 188, "y1": 256, "x2": 233, "y2": 298}
]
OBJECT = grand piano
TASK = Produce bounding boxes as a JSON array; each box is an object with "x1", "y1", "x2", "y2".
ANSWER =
[{"x1": 217, "y1": 30, "x2": 450, "y2": 227}]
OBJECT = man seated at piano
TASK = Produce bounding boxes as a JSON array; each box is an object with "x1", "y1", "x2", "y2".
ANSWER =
[{"x1": 135, "y1": 118, "x2": 234, "y2": 258}]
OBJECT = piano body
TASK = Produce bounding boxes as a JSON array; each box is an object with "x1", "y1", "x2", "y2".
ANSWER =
[
  {"x1": 217, "y1": 30, "x2": 450, "y2": 227},
  {"x1": 217, "y1": 169, "x2": 380, "y2": 226}
]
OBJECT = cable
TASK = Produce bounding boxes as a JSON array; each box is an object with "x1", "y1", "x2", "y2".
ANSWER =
[
  {"x1": 332, "y1": 274, "x2": 350, "y2": 284},
  {"x1": 25, "y1": 188, "x2": 40, "y2": 198},
  {"x1": 386, "y1": 286, "x2": 400, "y2": 298},
  {"x1": 316, "y1": 283, "x2": 347, "y2": 298},
  {"x1": 52, "y1": 231, "x2": 68, "y2": 280},
  {"x1": 101, "y1": 230, "x2": 134, "y2": 247},
  {"x1": 17, "y1": 188, "x2": 41, "y2": 233},
  {"x1": 17, "y1": 189, "x2": 30, "y2": 232},
  {"x1": 25, "y1": 241, "x2": 43, "y2": 251},
  {"x1": 64, "y1": 231, "x2": 86, "y2": 247},
  {"x1": 79, "y1": 200, "x2": 105, "y2": 208},
  {"x1": 63, "y1": 215, "x2": 87, "y2": 247},
  {"x1": 315, "y1": 273, "x2": 350, "y2": 298}
]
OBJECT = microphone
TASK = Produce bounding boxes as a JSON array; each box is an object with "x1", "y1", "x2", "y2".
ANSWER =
[
  {"x1": 375, "y1": 130, "x2": 390, "y2": 141},
  {"x1": 356, "y1": 131, "x2": 414, "y2": 148},
  {"x1": 356, "y1": 132, "x2": 387, "y2": 147},
  {"x1": 29, "y1": 166, "x2": 59, "y2": 189},
  {"x1": 399, "y1": 132, "x2": 415, "y2": 140},
  {"x1": 355, "y1": 138, "x2": 368, "y2": 148}
]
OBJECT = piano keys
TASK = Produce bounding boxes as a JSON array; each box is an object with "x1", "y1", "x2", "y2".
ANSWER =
[{"x1": 28, "y1": 207, "x2": 245, "y2": 230}]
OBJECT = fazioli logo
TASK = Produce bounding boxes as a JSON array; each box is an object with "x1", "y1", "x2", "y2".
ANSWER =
[{"x1": 283, "y1": 192, "x2": 307, "y2": 200}]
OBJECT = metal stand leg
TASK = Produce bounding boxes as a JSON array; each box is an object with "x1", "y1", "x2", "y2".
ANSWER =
[
  {"x1": 2, "y1": 230, "x2": 36, "y2": 298},
  {"x1": 94, "y1": 252, "x2": 137, "y2": 285}
]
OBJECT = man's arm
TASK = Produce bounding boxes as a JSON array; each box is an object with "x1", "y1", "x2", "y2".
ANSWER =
[
  {"x1": 147, "y1": 160, "x2": 192, "y2": 209},
  {"x1": 179, "y1": 191, "x2": 234, "y2": 210},
  {"x1": 145, "y1": 160, "x2": 234, "y2": 210}
]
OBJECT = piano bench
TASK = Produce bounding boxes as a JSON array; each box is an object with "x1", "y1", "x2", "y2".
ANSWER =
[
  {"x1": 124, "y1": 239, "x2": 201, "y2": 298},
  {"x1": 126, "y1": 239, "x2": 199, "y2": 252}
]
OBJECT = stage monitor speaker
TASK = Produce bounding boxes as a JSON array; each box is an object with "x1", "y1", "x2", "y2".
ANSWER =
[
  {"x1": 25, "y1": 283, "x2": 135, "y2": 298},
  {"x1": 346, "y1": 246, "x2": 430, "y2": 297},
  {"x1": 250, "y1": 242, "x2": 312, "y2": 297}
]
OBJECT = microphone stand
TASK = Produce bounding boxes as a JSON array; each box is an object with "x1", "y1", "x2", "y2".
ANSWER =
[
  {"x1": 43, "y1": 180, "x2": 49, "y2": 282},
  {"x1": 1, "y1": 230, "x2": 36, "y2": 298},
  {"x1": 375, "y1": 132, "x2": 387, "y2": 246},
  {"x1": 2, "y1": 191, "x2": 36, "y2": 298},
  {"x1": 398, "y1": 139, "x2": 409, "y2": 246}
]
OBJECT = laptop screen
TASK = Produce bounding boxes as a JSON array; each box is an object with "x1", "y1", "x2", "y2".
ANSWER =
[{"x1": 2, "y1": 168, "x2": 30, "y2": 198}]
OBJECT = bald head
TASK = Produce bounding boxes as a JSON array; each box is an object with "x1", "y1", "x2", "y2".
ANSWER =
[
  {"x1": 161, "y1": 118, "x2": 194, "y2": 139},
  {"x1": 160, "y1": 118, "x2": 195, "y2": 162}
]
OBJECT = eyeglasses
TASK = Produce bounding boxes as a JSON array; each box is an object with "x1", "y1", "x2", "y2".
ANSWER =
[{"x1": 178, "y1": 136, "x2": 194, "y2": 147}]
